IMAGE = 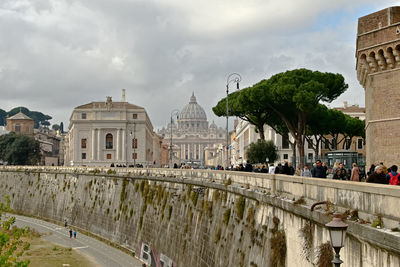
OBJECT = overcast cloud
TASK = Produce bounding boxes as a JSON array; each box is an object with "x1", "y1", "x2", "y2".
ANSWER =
[{"x1": 0, "y1": 0, "x2": 398, "y2": 130}]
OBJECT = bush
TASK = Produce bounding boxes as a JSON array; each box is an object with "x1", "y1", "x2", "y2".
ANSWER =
[{"x1": 246, "y1": 139, "x2": 277, "y2": 164}]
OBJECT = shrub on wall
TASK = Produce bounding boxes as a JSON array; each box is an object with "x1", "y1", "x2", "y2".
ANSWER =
[
  {"x1": 270, "y1": 217, "x2": 286, "y2": 267},
  {"x1": 223, "y1": 208, "x2": 231, "y2": 225},
  {"x1": 235, "y1": 196, "x2": 246, "y2": 220},
  {"x1": 315, "y1": 242, "x2": 333, "y2": 267},
  {"x1": 299, "y1": 221, "x2": 313, "y2": 262}
]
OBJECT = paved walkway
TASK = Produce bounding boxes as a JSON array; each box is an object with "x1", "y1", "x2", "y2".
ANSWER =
[{"x1": 13, "y1": 214, "x2": 144, "y2": 267}]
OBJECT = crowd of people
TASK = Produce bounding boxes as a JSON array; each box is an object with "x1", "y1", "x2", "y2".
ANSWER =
[{"x1": 220, "y1": 160, "x2": 400, "y2": 186}]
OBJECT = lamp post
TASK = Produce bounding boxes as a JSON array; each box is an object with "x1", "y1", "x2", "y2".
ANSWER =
[
  {"x1": 325, "y1": 212, "x2": 348, "y2": 267},
  {"x1": 170, "y1": 109, "x2": 180, "y2": 168},
  {"x1": 225, "y1": 73, "x2": 241, "y2": 170}
]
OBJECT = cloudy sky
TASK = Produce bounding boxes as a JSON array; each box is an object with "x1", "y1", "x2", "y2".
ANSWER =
[{"x1": 0, "y1": 0, "x2": 398, "y2": 130}]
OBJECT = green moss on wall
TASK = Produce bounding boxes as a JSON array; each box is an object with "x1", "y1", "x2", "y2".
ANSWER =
[
  {"x1": 236, "y1": 196, "x2": 246, "y2": 220},
  {"x1": 223, "y1": 208, "x2": 231, "y2": 225},
  {"x1": 191, "y1": 191, "x2": 199, "y2": 207}
]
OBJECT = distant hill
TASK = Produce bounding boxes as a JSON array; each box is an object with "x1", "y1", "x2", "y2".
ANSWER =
[{"x1": 0, "y1": 107, "x2": 52, "y2": 128}]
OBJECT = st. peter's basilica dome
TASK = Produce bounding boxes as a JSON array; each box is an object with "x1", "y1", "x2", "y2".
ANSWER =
[{"x1": 179, "y1": 93, "x2": 207, "y2": 121}]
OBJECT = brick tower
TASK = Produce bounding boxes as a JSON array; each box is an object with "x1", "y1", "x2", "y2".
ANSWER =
[{"x1": 356, "y1": 7, "x2": 400, "y2": 167}]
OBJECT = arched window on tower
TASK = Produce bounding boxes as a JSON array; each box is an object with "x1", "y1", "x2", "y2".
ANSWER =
[{"x1": 106, "y1": 133, "x2": 113, "y2": 149}]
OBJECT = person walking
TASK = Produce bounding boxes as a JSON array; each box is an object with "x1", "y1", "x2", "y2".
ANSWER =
[
  {"x1": 295, "y1": 166, "x2": 301, "y2": 176},
  {"x1": 350, "y1": 163, "x2": 360, "y2": 182},
  {"x1": 387, "y1": 165, "x2": 400, "y2": 185},
  {"x1": 73, "y1": 229, "x2": 77, "y2": 238},
  {"x1": 311, "y1": 160, "x2": 327, "y2": 178},
  {"x1": 322, "y1": 162, "x2": 328, "y2": 177},
  {"x1": 301, "y1": 165, "x2": 312, "y2": 177},
  {"x1": 275, "y1": 163, "x2": 282, "y2": 174},
  {"x1": 367, "y1": 164, "x2": 376, "y2": 178},
  {"x1": 366, "y1": 166, "x2": 388, "y2": 184},
  {"x1": 282, "y1": 162, "x2": 290, "y2": 175},
  {"x1": 268, "y1": 163, "x2": 275, "y2": 174},
  {"x1": 244, "y1": 161, "x2": 253, "y2": 172},
  {"x1": 69, "y1": 228, "x2": 73, "y2": 239},
  {"x1": 333, "y1": 163, "x2": 347, "y2": 180}
]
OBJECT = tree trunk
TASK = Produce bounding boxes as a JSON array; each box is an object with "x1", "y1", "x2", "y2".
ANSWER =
[
  {"x1": 290, "y1": 140, "x2": 296, "y2": 164},
  {"x1": 258, "y1": 125, "x2": 265, "y2": 140},
  {"x1": 296, "y1": 137, "x2": 305, "y2": 169},
  {"x1": 314, "y1": 137, "x2": 320, "y2": 157}
]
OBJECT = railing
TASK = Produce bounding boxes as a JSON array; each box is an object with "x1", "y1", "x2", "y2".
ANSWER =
[{"x1": 1, "y1": 166, "x2": 399, "y2": 228}]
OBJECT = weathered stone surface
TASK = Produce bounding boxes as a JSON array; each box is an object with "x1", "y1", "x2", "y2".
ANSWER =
[
  {"x1": 356, "y1": 6, "x2": 400, "y2": 167},
  {"x1": 0, "y1": 167, "x2": 399, "y2": 266}
]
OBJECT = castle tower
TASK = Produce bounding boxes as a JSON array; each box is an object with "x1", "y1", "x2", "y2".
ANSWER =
[{"x1": 356, "y1": 7, "x2": 400, "y2": 167}]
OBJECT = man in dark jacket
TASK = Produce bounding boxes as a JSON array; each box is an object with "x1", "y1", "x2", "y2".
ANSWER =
[
  {"x1": 244, "y1": 161, "x2": 253, "y2": 172},
  {"x1": 366, "y1": 166, "x2": 388, "y2": 184},
  {"x1": 311, "y1": 160, "x2": 327, "y2": 178},
  {"x1": 282, "y1": 162, "x2": 290, "y2": 175}
]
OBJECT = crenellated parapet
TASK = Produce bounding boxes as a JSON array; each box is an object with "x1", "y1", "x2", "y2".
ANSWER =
[
  {"x1": 356, "y1": 42, "x2": 400, "y2": 86},
  {"x1": 356, "y1": 7, "x2": 400, "y2": 167}
]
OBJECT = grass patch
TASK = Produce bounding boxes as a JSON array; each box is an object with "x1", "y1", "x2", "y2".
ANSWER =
[
  {"x1": 20, "y1": 236, "x2": 97, "y2": 267},
  {"x1": 372, "y1": 214, "x2": 383, "y2": 228},
  {"x1": 293, "y1": 196, "x2": 306, "y2": 205},
  {"x1": 224, "y1": 178, "x2": 232, "y2": 186}
]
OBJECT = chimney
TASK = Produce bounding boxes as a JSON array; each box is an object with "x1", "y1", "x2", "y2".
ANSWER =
[
  {"x1": 122, "y1": 89, "x2": 126, "y2": 102},
  {"x1": 343, "y1": 101, "x2": 348, "y2": 108}
]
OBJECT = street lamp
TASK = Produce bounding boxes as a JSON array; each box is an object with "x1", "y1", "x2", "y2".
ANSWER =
[
  {"x1": 226, "y1": 73, "x2": 241, "y2": 170},
  {"x1": 170, "y1": 109, "x2": 180, "y2": 168},
  {"x1": 325, "y1": 212, "x2": 348, "y2": 267}
]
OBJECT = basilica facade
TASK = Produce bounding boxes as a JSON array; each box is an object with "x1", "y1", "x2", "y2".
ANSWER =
[{"x1": 158, "y1": 93, "x2": 226, "y2": 166}]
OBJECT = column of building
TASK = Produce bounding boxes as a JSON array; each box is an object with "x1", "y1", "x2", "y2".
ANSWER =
[
  {"x1": 121, "y1": 129, "x2": 126, "y2": 163},
  {"x1": 97, "y1": 129, "x2": 101, "y2": 161}
]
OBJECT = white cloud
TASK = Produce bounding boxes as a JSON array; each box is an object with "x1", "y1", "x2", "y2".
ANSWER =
[{"x1": 0, "y1": 0, "x2": 398, "y2": 129}]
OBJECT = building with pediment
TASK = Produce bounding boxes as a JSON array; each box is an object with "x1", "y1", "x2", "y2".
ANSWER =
[{"x1": 65, "y1": 92, "x2": 161, "y2": 167}]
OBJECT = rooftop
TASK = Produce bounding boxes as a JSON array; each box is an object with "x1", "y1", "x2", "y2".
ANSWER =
[
  {"x1": 7, "y1": 112, "x2": 33, "y2": 120},
  {"x1": 75, "y1": 101, "x2": 144, "y2": 110}
]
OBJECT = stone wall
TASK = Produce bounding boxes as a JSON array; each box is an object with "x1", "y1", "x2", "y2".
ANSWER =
[
  {"x1": 356, "y1": 6, "x2": 400, "y2": 167},
  {"x1": 0, "y1": 167, "x2": 399, "y2": 267}
]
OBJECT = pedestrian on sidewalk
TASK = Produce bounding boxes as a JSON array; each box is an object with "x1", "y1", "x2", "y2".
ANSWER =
[
  {"x1": 350, "y1": 163, "x2": 360, "y2": 182},
  {"x1": 69, "y1": 228, "x2": 73, "y2": 239},
  {"x1": 73, "y1": 229, "x2": 77, "y2": 238}
]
